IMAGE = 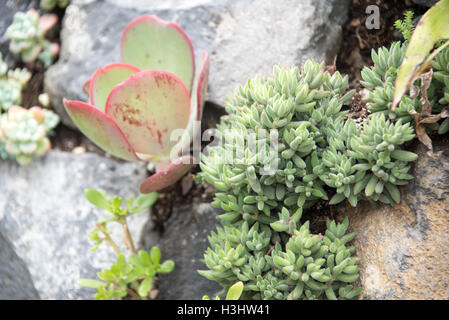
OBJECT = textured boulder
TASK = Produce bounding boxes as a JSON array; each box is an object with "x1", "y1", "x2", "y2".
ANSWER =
[
  {"x1": 0, "y1": 232, "x2": 40, "y2": 300},
  {"x1": 336, "y1": 140, "x2": 449, "y2": 300},
  {"x1": 140, "y1": 200, "x2": 222, "y2": 300},
  {"x1": 45, "y1": 0, "x2": 350, "y2": 128},
  {"x1": 0, "y1": 151, "x2": 149, "y2": 299}
]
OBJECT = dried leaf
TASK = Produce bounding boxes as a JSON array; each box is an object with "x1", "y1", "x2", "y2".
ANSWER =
[
  {"x1": 419, "y1": 108, "x2": 449, "y2": 124},
  {"x1": 410, "y1": 110, "x2": 433, "y2": 152},
  {"x1": 419, "y1": 70, "x2": 433, "y2": 117}
]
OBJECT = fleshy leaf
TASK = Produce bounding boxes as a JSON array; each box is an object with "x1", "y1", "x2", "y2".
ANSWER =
[
  {"x1": 195, "y1": 51, "x2": 210, "y2": 121},
  {"x1": 83, "y1": 79, "x2": 91, "y2": 96},
  {"x1": 226, "y1": 281, "x2": 244, "y2": 300},
  {"x1": 79, "y1": 279, "x2": 105, "y2": 289},
  {"x1": 120, "y1": 15, "x2": 195, "y2": 91},
  {"x1": 139, "y1": 156, "x2": 193, "y2": 194},
  {"x1": 129, "y1": 192, "x2": 158, "y2": 214},
  {"x1": 137, "y1": 277, "x2": 153, "y2": 297},
  {"x1": 89, "y1": 63, "x2": 140, "y2": 111},
  {"x1": 393, "y1": 0, "x2": 449, "y2": 109},
  {"x1": 105, "y1": 70, "x2": 190, "y2": 158},
  {"x1": 22, "y1": 45, "x2": 42, "y2": 63},
  {"x1": 171, "y1": 51, "x2": 209, "y2": 157},
  {"x1": 63, "y1": 99, "x2": 140, "y2": 161},
  {"x1": 84, "y1": 188, "x2": 110, "y2": 210},
  {"x1": 39, "y1": 13, "x2": 58, "y2": 35}
]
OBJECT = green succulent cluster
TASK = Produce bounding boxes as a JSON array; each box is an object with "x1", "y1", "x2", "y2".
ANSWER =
[
  {"x1": 0, "y1": 53, "x2": 31, "y2": 111},
  {"x1": 430, "y1": 46, "x2": 449, "y2": 134},
  {"x1": 41, "y1": 0, "x2": 70, "y2": 11},
  {"x1": 0, "y1": 106, "x2": 59, "y2": 165},
  {"x1": 197, "y1": 59, "x2": 424, "y2": 299},
  {"x1": 79, "y1": 248, "x2": 174, "y2": 300},
  {"x1": 199, "y1": 210, "x2": 361, "y2": 300},
  {"x1": 200, "y1": 61, "x2": 417, "y2": 219},
  {"x1": 361, "y1": 40, "x2": 449, "y2": 135},
  {"x1": 6, "y1": 9, "x2": 59, "y2": 67}
]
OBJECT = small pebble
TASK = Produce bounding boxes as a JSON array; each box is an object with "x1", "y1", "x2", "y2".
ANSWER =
[
  {"x1": 147, "y1": 162, "x2": 155, "y2": 172},
  {"x1": 72, "y1": 146, "x2": 86, "y2": 155}
]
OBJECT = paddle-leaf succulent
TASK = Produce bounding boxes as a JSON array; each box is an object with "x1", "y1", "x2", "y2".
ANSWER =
[{"x1": 63, "y1": 15, "x2": 209, "y2": 193}]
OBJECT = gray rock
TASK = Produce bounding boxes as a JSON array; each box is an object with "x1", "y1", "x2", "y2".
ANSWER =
[
  {"x1": 0, "y1": 231, "x2": 39, "y2": 300},
  {"x1": 140, "y1": 200, "x2": 222, "y2": 300},
  {"x1": 0, "y1": 150, "x2": 149, "y2": 299},
  {"x1": 44, "y1": 0, "x2": 350, "y2": 128},
  {"x1": 0, "y1": 0, "x2": 39, "y2": 68},
  {"x1": 209, "y1": 0, "x2": 349, "y2": 109},
  {"x1": 411, "y1": 0, "x2": 438, "y2": 7}
]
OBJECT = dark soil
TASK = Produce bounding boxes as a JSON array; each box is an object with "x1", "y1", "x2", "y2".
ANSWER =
[
  {"x1": 337, "y1": 0, "x2": 427, "y2": 84},
  {"x1": 150, "y1": 166, "x2": 216, "y2": 233}
]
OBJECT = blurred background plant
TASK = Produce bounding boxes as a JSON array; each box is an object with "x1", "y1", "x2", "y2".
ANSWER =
[
  {"x1": 196, "y1": 61, "x2": 369, "y2": 299},
  {"x1": 6, "y1": 8, "x2": 59, "y2": 67},
  {"x1": 41, "y1": 0, "x2": 70, "y2": 11},
  {"x1": 0, "y1": 53, "x2": 31, "y2": 111},
  {"x1": 0, "y1": 106, "x2": 59, "y2": 165}
]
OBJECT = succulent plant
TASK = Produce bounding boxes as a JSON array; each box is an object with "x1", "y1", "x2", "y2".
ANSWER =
[
  {"x1": 199, "y1": 211, "x2": 361, "y2": 300},
  {"x1": 203, "y1": 281, "x2": 244, "y2": 300},
  {"x1": 432, "y1": 46, "x2": 449, "y2": 134},
  {"x1": 196, "y1": 61, "x2": 374, "y2": 299},
  {"x1": 41, "y1": 0, "x2": 70, "y2": 11},
  {"x1": 361, "y1": 37, "x2": 449, "y2": 137},
  {"x1": 199, "y1": 61, "x2": 416, "y2": 229},
  {"x1": 6, "y1": 9, "x2": 59, "y2": 67},
  {"x1": 0, "y1": 106, "x2": 59, "y2": 165},
  {"x1": 64, "y1": 15, "x2": 209, "y2": 194},
  {"x1": 80, "y1": 248, "x2": 174, "y2": 300},
  {"x1": 0, "y1": 53, "x2": 31, "y2": 111},
  {"x1": 80, "y1": 189, "x2": 173, "y2": 300}
]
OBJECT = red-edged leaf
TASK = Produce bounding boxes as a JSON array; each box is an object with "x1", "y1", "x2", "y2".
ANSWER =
[
  {"x1": 196, "y1": 51, "x2": 210, "y2": 121},
  {"x1": 63, "y1": 99, "x2": 141, "y2": 161},
  {"x1": 170, "y1": 51, "x2": 209, "y2": 157},
  {"x1": 83, "y1": 79, "x2": 91, "y2": 96},
  {"x1": 39, "y1": 13, "x2": 58, "y2": 35},
  {"x1": 139, "y1": 156, "x2": 193, "y2": 193},
  {"x1": 89, "y1": 63, "x2": 140, "y2": 111},
  {"x1": 105, "y1": 70, "x2": 190, "y2": 159},
  {"x1": 120, "y1": 15, "x2": 195, "y2": 91}
]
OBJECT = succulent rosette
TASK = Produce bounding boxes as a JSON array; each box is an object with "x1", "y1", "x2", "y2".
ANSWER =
[
  {"x1": 63, "y1": 15, "x2": 209, "y2": 193},
  {"x1": 6, "y1": 9, "x2": 59, "y2": 67}
]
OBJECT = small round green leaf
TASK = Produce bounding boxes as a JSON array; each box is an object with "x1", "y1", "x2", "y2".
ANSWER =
[
  {"x1": 79, "y1": 278, "x2": 105, "y2": 289},
  {"x1": 225, "y1": 281, "x2": 244, "y2": 300},
  {"x1": 137, "y1": 277, "x2": 153, "y2": 297},
  {"x1": 84, "y1": 188, "x2": 109, "y2": 210},
  {"x1": 159, "y1": 260, "x2": 175, "y2": 274}
]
